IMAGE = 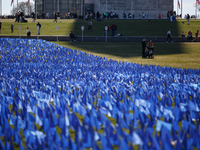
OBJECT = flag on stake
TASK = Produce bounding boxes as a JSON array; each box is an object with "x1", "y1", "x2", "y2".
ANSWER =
[
  {"x1": 11, "y1": 0, "x2": 14, "y2": 6},
  {"x1": 178, "y1": 1, "x2": 180, "y2": 9},
  {"x1": 61, "y1": 134, "x2": 69, "y2": 149},
  {"x1": 0, "y1": 139, "x2": 5, "y2": 149},
  {"x1": 119, "y1": 139, "x2": 129, "y2": 150},
  {"x1": 26, "y1": 0, "x2": 30, "y2": 6},
  {"x1": 197, "y1": 0, "x2": 200, "y2": 5}
]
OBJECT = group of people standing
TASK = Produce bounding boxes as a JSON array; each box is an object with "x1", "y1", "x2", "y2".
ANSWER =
[
  {"x1": 53, "y1": 11, "x2": 62, "y2": 23},
  {"x1": 167, "y1": 10, "x2": 176, "y2": 22},
  {"x1": 141, "y1": 38, "x2": 154, "y2": 58},
  {"x1": 104, "y1": 22, "x2": 117, "y2": 36}
]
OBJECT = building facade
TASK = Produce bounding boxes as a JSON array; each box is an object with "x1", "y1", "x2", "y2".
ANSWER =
[
  {"x1": 85, "y1": 0, "x2": 173, "y2": 19},
  {"x1": 35, "y1": 0, "x2": 173, "y2": 19},
  {"x1": 36, "y1": 0, "x2": 84, "y2": 19}
]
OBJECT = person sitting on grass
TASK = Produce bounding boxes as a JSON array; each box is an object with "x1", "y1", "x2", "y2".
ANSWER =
[
  {"x1": 192, "y1": 30, "x2": 199, "y2": 42},
  {"x1": 181, "y1": 31, "x2": 185, "y2": 37},
  {"x1": 187, "y1": 30, "x2": 192, "y2": 42},
  {"x1": 149, "y1": 48, "x2": 153, "y2": 58},
  {"x1": 69, "y1": 31, "x2": 76, "y2": 41},
  {"x1": 144, "y1": 47, "x2": 149, "y2": 58},
  {"x1": 26, "y1": 27, "x2": 31, "y2": 37}
]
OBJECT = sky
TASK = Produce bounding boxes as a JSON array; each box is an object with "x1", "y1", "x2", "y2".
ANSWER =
[{"x1": 1, "y1": 0, "x2": 200, "y2": 17}]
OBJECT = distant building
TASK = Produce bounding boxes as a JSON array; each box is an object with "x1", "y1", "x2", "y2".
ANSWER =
[
  {"x1": 35, "y1": 0, "x2": 84, "y2": 19},
  {"x1": 35, "y1": 0, "x2": 173, "y2": 19},
  {"x1": 85, "y1": 0, "x2": 173, "y2": 19}
]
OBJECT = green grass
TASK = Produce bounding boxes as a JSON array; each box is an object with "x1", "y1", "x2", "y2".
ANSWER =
[
  {"x1": 1, "y1": 18, "x2": 200, "y2": 36},
  {"x1": 1, "y1": 19, "x2": 75, "y2": 36},
  {"x1": 53, "y1": 41, "x2": 200, "y2": 70}
]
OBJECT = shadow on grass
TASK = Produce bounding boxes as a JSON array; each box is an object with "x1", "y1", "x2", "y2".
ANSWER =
[
  {"x1": 65, "y1": 42, "x2": 185, "y2": 58},
  {"x1": 72, "y1": 19, "x2": 182, "y2": 36},
  {"x1": 68, "y1": 19, "x2": 185, "y2": 58}
]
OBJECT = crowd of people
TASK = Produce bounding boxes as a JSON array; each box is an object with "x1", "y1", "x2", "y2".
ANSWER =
[{"x1": 85, "y1": 11, "x2": 119, "y2": 21}]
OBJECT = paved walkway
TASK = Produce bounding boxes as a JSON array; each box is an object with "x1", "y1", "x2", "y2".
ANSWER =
[{"x1": 0, "y1": 35, "x2": 196, "y2": 42}]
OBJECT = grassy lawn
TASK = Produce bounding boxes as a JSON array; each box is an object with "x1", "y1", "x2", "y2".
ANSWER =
[
  {"x1": 53, "y1": 41, "x2": 200, "y2": 70},
  {"x1": 1, "y1": 18, "x2": 200, "y2": 69},
  {"x1": 1, "y1": 18, "x2": 200, "y2": 36}
]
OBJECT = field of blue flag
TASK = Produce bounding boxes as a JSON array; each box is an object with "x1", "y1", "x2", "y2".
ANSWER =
[{"x1": 0, "y1": 38, "x2": 200, "y2": 149}]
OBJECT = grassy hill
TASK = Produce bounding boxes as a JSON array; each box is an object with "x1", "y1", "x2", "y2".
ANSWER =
[{"x1": 1, "y1": 18, "x2": 200, "y2": 36}]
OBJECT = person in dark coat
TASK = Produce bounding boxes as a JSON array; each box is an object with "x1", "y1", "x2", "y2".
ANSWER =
[
  {"x1": 57, "y1": 11, "x2": 61, "y2": 23},
  {"x1": 11, "y1": 23, "x2": 14, "y2": 33},
  {"x1": 36, "y1": 22, "x2": 41, "y2": 35},
  {"x1": 110, "y1": 22, "x2": 117, "y2": 36},
  {"x1": 53, "y1": 12, "x2": 57, "y2": 22},
  {"x1": 141, "y1": 38, "x2": 146, "y2": 58}
]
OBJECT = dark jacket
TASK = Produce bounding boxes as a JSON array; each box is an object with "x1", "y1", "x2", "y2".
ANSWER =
[
  {"x1": 36, "y1": 22, "x2": 41, "y2": 28},
  {"x1": 141, "y1": 41, "x2": 146, "y2": 50}
]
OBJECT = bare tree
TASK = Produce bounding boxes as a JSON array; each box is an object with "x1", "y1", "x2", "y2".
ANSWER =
[{"x1": 11, "y1": 2, "x2": 35, "y2": 16}]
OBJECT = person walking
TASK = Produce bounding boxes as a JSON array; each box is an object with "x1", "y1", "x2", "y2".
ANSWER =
[
  {"x1": 193, "y1": 30, "x2": 199, "y2": 42},
  {"x1": 57, "y1": 11, "x2": 61, "y2": 23},
  {"x1": 32, "y1": 12, "x2": 35, "y2": 23},
  {"x1": 166, "y1": 29, "x2": 173, "y2": 43},
  {"x1": 36, "y1": 22, "x2": 41, "y2": 35},
  {"x1": 53, "y1": 12, "x2": 57, "y2": 22}
]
